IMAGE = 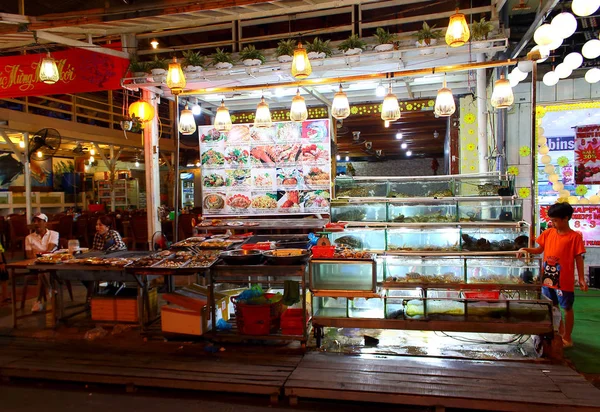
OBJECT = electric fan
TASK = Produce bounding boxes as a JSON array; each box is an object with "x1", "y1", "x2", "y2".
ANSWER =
[{"x1": 29, "y1": 128, "x2": 61, "y2": 161}]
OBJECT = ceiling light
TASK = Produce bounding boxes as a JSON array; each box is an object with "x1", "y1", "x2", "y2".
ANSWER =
[
  {"x1": 150, "y1": 38, "x2": 159, "y2": 49},
  {"x1": 517, "y1": 60, "x2": 533, "y2": 73},
  {"x1": 381, "y1": 84, "x2": 400, "y2": 121},
  {"x1": 509, "y1": 73, "x2": 520, "y2": 88},
  {"x1": 166, "y1": 57, "x2": 186, "y2": 95},
  {"x1": 585, "y1": 68, "x2": 600, "y2": 84},
  {"x1": 555, "y1": 63, "x2": 572, "y2": 79},
  {"x1": 18, "y1": 139, "x2": 24, "y2": 148},
  {"x1": 178, "y1": 104, "x2": 197, "y2": 135},
  {"x1": 572, "y1": 0, "x2": 600, "y2": 17},
  {"x1": 89, "y1": 155, "x2": 94, "y2": 162},
  {"x1": 214, "y1": 100, "x2": 232, "y2": 132},
  {"x1": 129, "y1": 100, "x2": 155, "y2": 123},
  {"x1": 434, "y1": 75, "x2": 455, "y2": 117},
  {"x1": 547, "y1": 34, "x2": 563, "y2": 51},
  {"x1": 336, "y1": 154, "x2": 341, "y2": 161},
  {"x1": 396, "y1": 133, "x2": 403, "y2": 140},
  {"x1": 39, "y1": 52, "x2": 60, "y2": 84},
  {"x1": 533, "y1": 24, "x2": 554, "y2": 46},
  {"x1": 445, "y1": 8, "x2": 470, "y2": 47},
  {"x1": 275, "y1": 87, "x2": 285, "y2": 97},
  {"x1": 551, "y1": 12, "x2": 577, "y2": 39},
  {"x1": 36, "y1": 150, "x2": 43, "y2": 158},
  {"x1": 531, "y1": 45, "x2": 549, "y2": 63},
  {"x1": 254, "y1": 96, "x2": 272, "y2": 128},
  {"x1": 582, "y1": 39, "x2": 600, "y2": 59},
  {"x1": 345, "y1": 156, "x2": 350, "y2": 162},
  {"x1": 564, "y1": 52, "x2": 583, "y2": 70},
  {"x1": 291, "y1": 41, "x2": 312, "y2": 79},
  {"x1": 406, "y1": 150, "x2": 412, "y2": 157},
  {"x1": 376, "y1": 82, "x2": 386, "y2": 97},
  {"x1": 401, "y1": 142, "x2": 407, "y2": 149},
  {"x1": 490, "y1": 75, "x2": 514, "y2": 109},
  {"x1": 290, "y1": 88, "x2": 308, "y2": 123},
  {"x1": 331, "y1": 84, "x2": 350, "y2": 120},
  {"x1": 135, "y1": 160, "x2": 140, "y2": 167},
  {"x1": 191, "y1": 101, "x2": 201, "y2": 115},
  {"x1": 384, "y1": 120, "x2": 390, "y2": 128},
  {"x1": 195, "y1": 161, "x2": 201, "y2": 167},
  {"x1": 543, "y1": 71, "x2": 560, "y2": 86}
]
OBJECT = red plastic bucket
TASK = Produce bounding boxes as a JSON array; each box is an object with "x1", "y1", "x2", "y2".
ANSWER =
[{"x1": 231, "y1": 293, "x2": 283, "y2": 335}]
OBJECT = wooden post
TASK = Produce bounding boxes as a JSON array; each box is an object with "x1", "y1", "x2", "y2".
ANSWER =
[
  {"x1": 110, "y1": 145, "x2": 116, "y2": 212},
  {"x1": 142, "y1": 89, "x2": 161, "y2": 249},
  {"x1": 24, "y1": 132, "x2": 32, "y2": 222}
]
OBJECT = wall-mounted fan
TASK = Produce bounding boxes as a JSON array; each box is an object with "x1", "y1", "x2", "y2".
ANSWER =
[
  {"x1": 72, "y1": 142, "x2": 89, "y2": 155},
  {"x1": 29, "y1": 128, "x2": 61, "y2": 161}
]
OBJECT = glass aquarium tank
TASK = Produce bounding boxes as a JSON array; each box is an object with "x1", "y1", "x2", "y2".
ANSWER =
[
  {"x1": 310, "y1": 260, "x2": 376, "y2": 291},
  {"x1": 388, "y1": 200, "x2": 457, "y2": 223},
  {"x1": 460, "y1": 227, "x2": 529, "y2": 252},
  {"x1": 383, "y1": 256, "x2": 464, "y2": 283},
  {"x1": 454, "y1": 175, "x2": 513, "y2": 196},
  {"x1": 348, "y1": 297, "x2": 384, "y2": 318},
  {"x1": 313, "y1": 296, "x2": 347, "y2": 318},
  {"x1": 330, "y1": 201, "x2": 387, "y2": 222},
  {"x1": 386, "y1": 228, "x2": 460, "y2": 252},
  {"x1": 329, "y1": 229, "x2": 386, "y2": 251},
  {"x1": 458, "y1": 199, "x2": 523, "y2": 222},
  {"x1": 334, "y1": 177, "x2": 388, "y2": 198},
  {"x1": 388, "y1": 180, "x2": 453, "y2": 198},
  {"x1": 466, "y1": 258, "x2": 540, "y2": 284}
]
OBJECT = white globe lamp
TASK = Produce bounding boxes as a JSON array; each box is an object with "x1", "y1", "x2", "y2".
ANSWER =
[
  {"x1": 543, "y1": 71, "x2": 559, "y2": 86},
  {"x1": 551, "y1": 12, "x2": 578, "y2": 39},
  {"x1": 564, "y1": 52, "x2": 583, "y2": 70},
  {"x1": 582, "y1": 39, "x2": 600, "y2": 59}
]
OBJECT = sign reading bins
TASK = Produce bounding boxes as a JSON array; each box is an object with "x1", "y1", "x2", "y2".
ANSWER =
[{"x1": 0, "y1": 45, "x2": 129, "y2": 98}]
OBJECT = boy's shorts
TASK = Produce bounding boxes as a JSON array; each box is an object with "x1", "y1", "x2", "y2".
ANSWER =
[{"x1": 542, "y1": 287, "x2": 575, "y2": 310}]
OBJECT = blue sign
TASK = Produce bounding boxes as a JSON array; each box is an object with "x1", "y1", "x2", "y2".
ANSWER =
[{"x1": 546, "y1": 136, "x2": 574, "y2": 152}]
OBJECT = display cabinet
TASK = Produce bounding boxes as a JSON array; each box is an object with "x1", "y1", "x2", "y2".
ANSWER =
[
  {"x1": 386, "y1": 227, "x2": 460, "y2": 252},
  {"x1": 384, "y1": 256, "x2": 464, "y2": 284},
  {"x1": 458, "y1": 198, "x2": 522, "y2": 222},
  {"x1": 329, "y1": 229, "x2": 386, "y2": 251},
  {"x1": 460, "y1": 227, "x2": 529, "y2": 252},
  {"x1": 335, "y1": 178, "x2": 387, "y2": 198},
  {"x1": 330, "y1": 201, "x2": 387, "y2": 222},
  {"x1": 388, "y1": 199, "x2": 457, "y2": 223},
  {"x1": 466, "y1": 257, "x2": 539, "y2": 285},
  {"x1": 310, "y1": 258, "x2": 377, "y2": 292},
  {"x1": 388, "y1": 180, "x2": 453, "y2": 198}
]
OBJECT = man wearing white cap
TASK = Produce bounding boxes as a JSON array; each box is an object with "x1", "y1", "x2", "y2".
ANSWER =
[{"x1": 25, "y1": 213, "x2": 59, "y2": 312}]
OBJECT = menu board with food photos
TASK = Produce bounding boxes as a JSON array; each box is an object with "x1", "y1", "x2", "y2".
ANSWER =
[{"x1": 199, "y1": 119, "x2": 331, "y2": 216}]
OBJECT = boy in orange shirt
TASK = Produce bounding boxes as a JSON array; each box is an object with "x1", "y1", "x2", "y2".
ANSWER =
[{"x1": 518, "y1": 202, "x2": 587, "y2": 348}]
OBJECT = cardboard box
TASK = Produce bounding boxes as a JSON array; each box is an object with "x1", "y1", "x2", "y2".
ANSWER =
[{"x1": 91, "y1": 287, "x2": 158, "y2": 323}]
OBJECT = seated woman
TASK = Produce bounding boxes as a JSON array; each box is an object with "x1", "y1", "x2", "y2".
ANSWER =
[{"x1": 92, "y1": 215, "x2": 127, "y2": 252}]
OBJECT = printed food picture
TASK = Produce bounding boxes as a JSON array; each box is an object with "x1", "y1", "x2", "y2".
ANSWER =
[
  {"x1": 200, "y1": 128, "x2": 225, "y2": 143},
  {"x1": 303, "y1": 190, "x2": 330, "y2": 210},
  {"x1": 276, "y1": 144, "x2": 302, "y2": 164},
  {"x1": 301, "y1": 144, "x2": 329, "y2": 163},
  {"x1": 276, "y1": 122, "x2": 302, "y2": 142},
  {"x1": 278, "y1": 190, "x2": 301, "y2": 210},
  {"x1": 302, "y1": 120, "x2": 328, "y2": 142},
  {"x1": 225, "y1": 147, "x2": 250, "y2": 166},
  {"x1": 226, "y1": 125, "x2": 251, "y2": 143},
  {"x1": 201, "y1": 148, "x2": 225, "y2": 166},
  {"x1": 251, "y1": 192, "x2": 278, "y2": 209},
  {"x1": 250, "y1": 146, "x2": 277, "y2": 166},
  {"x1": 202, "y1": 171, "x2": 226, "y2": 188},
  {"x1": 253, "y1": 169, "x2": 275, "y2": 188},
  {"x1": 226, "y1": 193, "x2": 252, "y2": 210},
  {"x1": 225, "y1": 169, "x2": 251, "y2": 187},
  {"x1": 203, "y1": 193, "x2": 226, "y2": 210},
  {"x1": 304, "y1": 166, "x2": 330, "y2": 186},
  {"x1": 277, "y1": 168, "x2": 303, "y2": 188},
  {"x1": 250, "y1": 126, "x2": 276, "y2": 144}
]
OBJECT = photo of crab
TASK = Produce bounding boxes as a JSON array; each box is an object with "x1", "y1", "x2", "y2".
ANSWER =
[
  {"x1": 201, "y1": 147, "x2": 226, "y2": 167},
  {"x1": 278, "y1": 190, "x2": 302, "y2": 211},
  {"x1": 225, "y1": 146, "x2": 250, "y2": 166},
  {"x1": 276, "y1": 144, "x2": 302, "y2": 164},
  {"x1": 250, "y1": 126, "x2": 276, "y2": 144},
  {"x1": 226, "y1": 192, "x2": 252, "y2": 210},
  {"x1": 303, "y1": 166, "x2": 330, "y2": 187},
  {"x1": 250, "y1": 145, "x2": 277, "y2": 166},
  {"x1": 301, "y1": 144, "x2": 330, "y2": 163},
  {"x1": 276, "y1": 168, "x2": 303, "y2": 188},
  {"x1": 302, "y1": 120, "x2": 329, "y2": 142},
  {"x1": 225, "y1": 168, "x2": 251, "y2": 187},
  {"x1": 226, "y1": 125, "x2": 251, "y2": 143},
  {"x1": 276, "y1": 122, "x2": 302, "y2": 143},
  {"x1": 252, "y1": 169, "x2": 276, "y2": 189},
  {"x1": 202, "y1": 170, "x2": 227, "y2": 189}
]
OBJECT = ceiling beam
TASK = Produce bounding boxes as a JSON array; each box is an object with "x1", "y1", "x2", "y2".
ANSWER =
[{"x1": 35, "y1": 31, "x2": 129, "y2": 59}]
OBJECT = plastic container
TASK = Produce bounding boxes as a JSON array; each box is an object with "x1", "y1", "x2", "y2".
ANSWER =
[
  {"x1": 280, "y1": 308, "x2": 309, "y2": 335},
  {"x1": 311, "y1": 245, "x2": 335, "y2": 258},
  {"x1": 462, "y1": 291, "x2": 500, "y2": 300},
  {"x1": 231, "y1": 293, "x2": 283, "y2": 335},
  {"x1": 241, "y1": 243, "x2": 272, "y2": 251}
]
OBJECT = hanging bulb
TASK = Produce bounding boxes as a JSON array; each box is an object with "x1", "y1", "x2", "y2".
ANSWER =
[
  {"x1": 191, "y1": 102, "x2": 201, "y2": 115},
  {"x1": 129, "y1": 100, "x2": 155, "y2": 122},
  {"x1": 90, "y1": 148, "x2": 96, "y2": 156},
  {"x1": 254, "y1": 96, "x2": 272, "y2": 128},
  {"x1": 384, "y1": 120, "x2": 390, "y2": 128},
  {"x1": 336, "y1": 154, "x2": 341, "y2": 161},
  {"x1": 214, "y1": 100, "x2": 232, "y2": 132},
  {"x1": 572, "y1": 0, "x2": 600, "y2": 17},
  {"x1": 564, "y1": 52, "x2": 583, "y2": 70},
  {"x1": 19, "y1": 139, "x2": 25, "y2": 149},
  {"x1": 36, "y1": 150, "x2": 43, "y2": 158},
  {"x1": 582, "y1": 39, "x2": 600, "y2": 59},
  {"x1": 396, "y1": 133, "x2": 403, "y2": 140},
  {"x1": 291, "y1": 41, "x2": 312, "y2": 79},
  {"x1": 585, "y1": 68, "x2": 600, "y2": 84},
  {"x1": 39, "y1": 52, "x2": 60, "y2": 84},
  {"x1": 135, "y1": 160, "x2": 140, "y2": 167},
  {"x1": 534, "y1": 24, "x2": 554, "y2": 46},
  {"x1": 406, "y1": 150, "x2": 412, "y2": 157},
  {"x1": 290, "y1": 88, "x2": 308, "y2": 122},
  {"x1": 331, "y1": 84, "x2": 350, "y2": 120},
  {"x1": 543, "y1": 71, "x2": 560, "y2": 87},
  {"x1": 345, "y1": 156, "x2": 350, "y2": 162},
  {"x1": 551, "y1": 12, "x2": 578, "y2": 39},
  {"x1": 166, "y1": 57, "x2": 186, "y2": 95},
  {"x1": 555, "y1": 63, "x2": 572, "y2": 79},
  {"x1": 434, "y1": 75, "x2": 455, "y2": 117},
  {"x1": 445, "y1": 8, "x2": 470, "y2": 47},
  {"x1": 490, "y1": 75, "x2": 514, "y2": 109},
  {"x1": 150, "y1": 39, "x2": 159, "y2": 49},
  {"x1": 376, "y1": 82, "x2": 386, "y2": 97},
  {"x1": 89, "y1": 155, "x2": 95, "y2": 163},
  {"x1": 381, "y1": 84, "x2": 400, "y2": 121},
  {"x1": 401, "y1": 142, "x2": 407, "y2": 149},
  {"x1": 178, "y1": 104, "x2": 197, "y2": 135}
]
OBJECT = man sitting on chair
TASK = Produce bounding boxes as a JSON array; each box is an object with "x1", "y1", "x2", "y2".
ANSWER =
[{"x1": 25, "y1": 213, "x2": 59, "y2": 312}]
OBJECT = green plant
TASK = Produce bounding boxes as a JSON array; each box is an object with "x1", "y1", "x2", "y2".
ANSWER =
[
  {"x1": 239, "y1": 45, "x2": 266, "y2": 64},
  {"x1": 182, "y1": 50, "x2": 205, "y2": 68},
  {"x1": 338, "y1": 34, "x2": 367, "y2": 52},
  {"x1": 148, "y1": 56, "x2": 169, "y2": 71},
  {"x1": 374, "y1": 27, "x2": 398, "y2": 45},
  {"x1": 306, "y1": 37, "x2": 333, "y2": 57},
  {"x1": 128, "y1": 59, "x2": 149, "y2": 73},
  {"x1": 276, "y1": 39, "x2": 296, "y2": 57},
  {"x1": 414, "y1": 22, "x2": 443, "y2": 45},
  {"x1": 210, "y1": 48, "x2": 234, "y2": 65},
  {"x1": 471, "y1": 17, "x2": 494, "y2": 41}
]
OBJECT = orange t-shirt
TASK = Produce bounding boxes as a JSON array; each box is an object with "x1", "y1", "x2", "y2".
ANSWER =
[{"x1": 536, "y1": 228, "x2": 586, "y2": 292}]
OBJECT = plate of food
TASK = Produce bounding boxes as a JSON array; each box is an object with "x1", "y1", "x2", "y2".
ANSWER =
[
  {"x1": 278, "y1": 190, "x2": 301, "y2": 210},
  {"x1": 203, "y1": 172, "x2": 226, "y2": 188},
  {"x1": 201, "y1": 148, "x2": 225, "y2": 166},
  {"x1": 252, "y1": 193, "x2": 278, "y2": 209},
  {"x1": 250, "y1": 127, "x2": 275, "y2": 144},
  {"x1": 226, "y1": 221, "x2": 244, "y2": 226},
  {"x1": 277, "y1": 168, "x2": 302, "y2": 187},
  {"x1": 276, "y1": 122, "x2": 302, "y2": 142},
  {"x1": 250, "y1": 146, "x2": 277, "y2": 166},
  {"x1": 225, "y1": 147, "x2": 250, "y2": 166},
  {"x1": 276, "y1": 144, "x2": 302, "y2": 164},
  {"x1": 226, "y1": 169, "x2": 251, "y2": 187},
  {"x1": 253, "y1": 170, "x2": 274, "y2": 188},
  {"x1": 227, "y1": 125, "x2": 251, "y2": 143},
  {"x1": 226, "y1": 193, "x2": 251, "y2": 210},
  {"x1": 304, "y1": 166, "x2": 330, "y2": 186},
  {"x1": 203, "y1": 193, "x2": 225, "y2": 210},
  {"x1": 301, "y1": 144, "x2": 329, "y2": 163},
  {"x1": 303, "y1": 190, "x2": 330, "y2": 210},
  {"x1": 200, "y1": 128, "x2": 225, "y2": 143}
]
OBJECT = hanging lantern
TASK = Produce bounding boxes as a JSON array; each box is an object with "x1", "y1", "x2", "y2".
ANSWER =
[
  {"x1": 331, "y1": 84, "x2": 350, "y2": 120},
  {"x1": 543, "y1": 71, "x2": 560, "y2": 86},
  {"x1": 572, "y1": 0, "x2": 600, "y2": 17},
  {"x1": 555, "y1": 63, "x2": 572, "y2": 79},
  {"x1": 381, "y1": 84, "x2": 400, "y2": 121},
  {"x1": 291, "y1": 42, "x2": 312, "y2": 79},
  {"x1": 490, "y1": 75, "x2": 514, "y2": 109},
  {"x1": 129, "y1": 100, "x2": 155, "y2": 122},
  {"x1": 582, "y1": 39, "x2": 600, "y2": 59},
  {"x1": 254, "y1": 96, "x2": 272, "y2": 128},
  {"x1": 585, "y1": 68, "x2": 600, "y2": 84},
  {"x1": 289, "y1": 89, "x2": 308, "y2": 122},
  {"x1": 551, "y1": 12, "x2": 578, "y2": 39},
  {"x1": 533, "y1": 24, "x2": 554, "y2": 46},
  {"x1": 214, "y1": 100, "x2": 232, "y2": 132},
  {"x1": 530, "y1": 45, "x2": 549, "y2": 63},
  {"x1": 434, "y1": 76, "x2": 455, "y2": 117},
  {"x1": 445, "y1": 8, "x2": 470, "y2": 47},
  {"x1": 564, "y1": 52, "x2": 583, "y2": 70},
  {"x1": 178, "y1": 104, "x2": 197, "y2": 135},
  {"x1": 39, "y1": 52, "x2": 60, "y2": 84},
  {"x1": 166, "y1": 57, "x2": 186, "y2": 95}
]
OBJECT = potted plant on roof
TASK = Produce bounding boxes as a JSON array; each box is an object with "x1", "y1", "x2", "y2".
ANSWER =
[
  {"x1": 148, "y1": 56, "x2": 169, "y2": 80},
  {"x1": 414, "y1": 22, "x2": 443, "y2": 55},
  {"x1": 306, "y1": 37, "x2": 332, "y2": 66},
  {"x1": 211, "y1": 48, "x2": 234, "y2": 70},
  {"x1": 338, "y1": 34, "x2": 367, "y2": 63},
  {"x1": 239, "y1": 44, "x2": 266, "y2": 67},
  {"x1": 275, "y1": 39, "x2": 295, "y2": 63},
  {"x1": 182, "y1": 50, "x2": 205, "y2": 76},
  {"x1": 471, "y1": 17, "x2": 494, "y2": 48},
  {"x1": 128, "y1": 59, "x2": 150, "y2": 83},
  {"x1": 373, "y1": 27, "x2": 398, "y2": 59}
]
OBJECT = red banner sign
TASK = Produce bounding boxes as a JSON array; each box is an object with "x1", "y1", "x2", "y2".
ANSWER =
[
  {"x1": 540, "y1": 205, "x2": 600, "y2": 247},
  {"x1": 0, "y1": 47, "x2": 129, "y2": 98},
  {"x1": 574, "y1": 124, "x2": 600, "y2": 184}
]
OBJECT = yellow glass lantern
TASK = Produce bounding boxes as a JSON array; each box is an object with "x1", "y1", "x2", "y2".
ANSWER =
[
  {"x1": 39, "y1": 52, "x2": 60, "y2": 84},
  {"x1": 166, "y1": 57, "x2": 186, "y2": 95},
  {"x1": 290, "y1": 89, "x2": 308, "y2": 122},
  {"x1": 490, "y1": 75, "x2": 514, "y2": 109},
  {"x1": 381, "y1": 85, "x2": 401, "y2": 122},
  {"x1": 214, "y1": 100, "x2": 232, "y2": 132},
  {"x1": 291, "y1": 42, "x2": 312, "y2": 79},
  {"x1": 445, "y1": 8, "x2": 470, "y2": 47},
  {"x1": 129, "y1": 100, "x2": 155, "y2": 122},
  {"x1": 254, "y1": 96, "x2": 272, "y2": 128}
]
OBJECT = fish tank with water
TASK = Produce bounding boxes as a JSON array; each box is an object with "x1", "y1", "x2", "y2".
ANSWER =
[
  {"x1": 348, "y1": 298, "x2": 384, "y2": 318},
  {"x1": 454, "y1": 174, "x2": 513, "y2": 196},
  {"x1": 388, "y1": 180, "x2": 453, "y2": 198},
  {"x1": 386, "y1": 227, "x2": 460, "y2": 252},
  {"x1": 387, "y1": 200, "x2": 457, "y2": 223},
  {"x1": 329, "y1": 229, "x2": 387, "y2": 251},
  {"x1": 458, "y1": 199, "x2": 523, "y2": 222},
  {"x1": 334, "y1": 177, "x2": 388, "y2": 198},
  {"x1": 460, "y1": 227, "x2": 529, "y2": 252},
  {"x1": 330, "y1": 201, "x2": 387, "y2": 222},
  {"x1": 310, "y1": 259, "x2": 377, "y2": 291},
  {"x1": 312, "y1": 296, "x2": 348, "y2": 318},
  {"x1": 466, "y1": 257, "x2": 540, "y2": 285},
  {"x1": 383, "y1": 256, "x2": 464, "y2": 284}
]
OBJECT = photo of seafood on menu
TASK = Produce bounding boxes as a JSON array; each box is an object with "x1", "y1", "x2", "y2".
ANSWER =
[{"x1": 198, "y1": 119, "x2": 331, "y2": 216}]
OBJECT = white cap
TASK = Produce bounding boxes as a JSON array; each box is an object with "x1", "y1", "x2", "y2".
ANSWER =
[{"x1": 33, "y1": 213, "x2": 48, "y2": 222}]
